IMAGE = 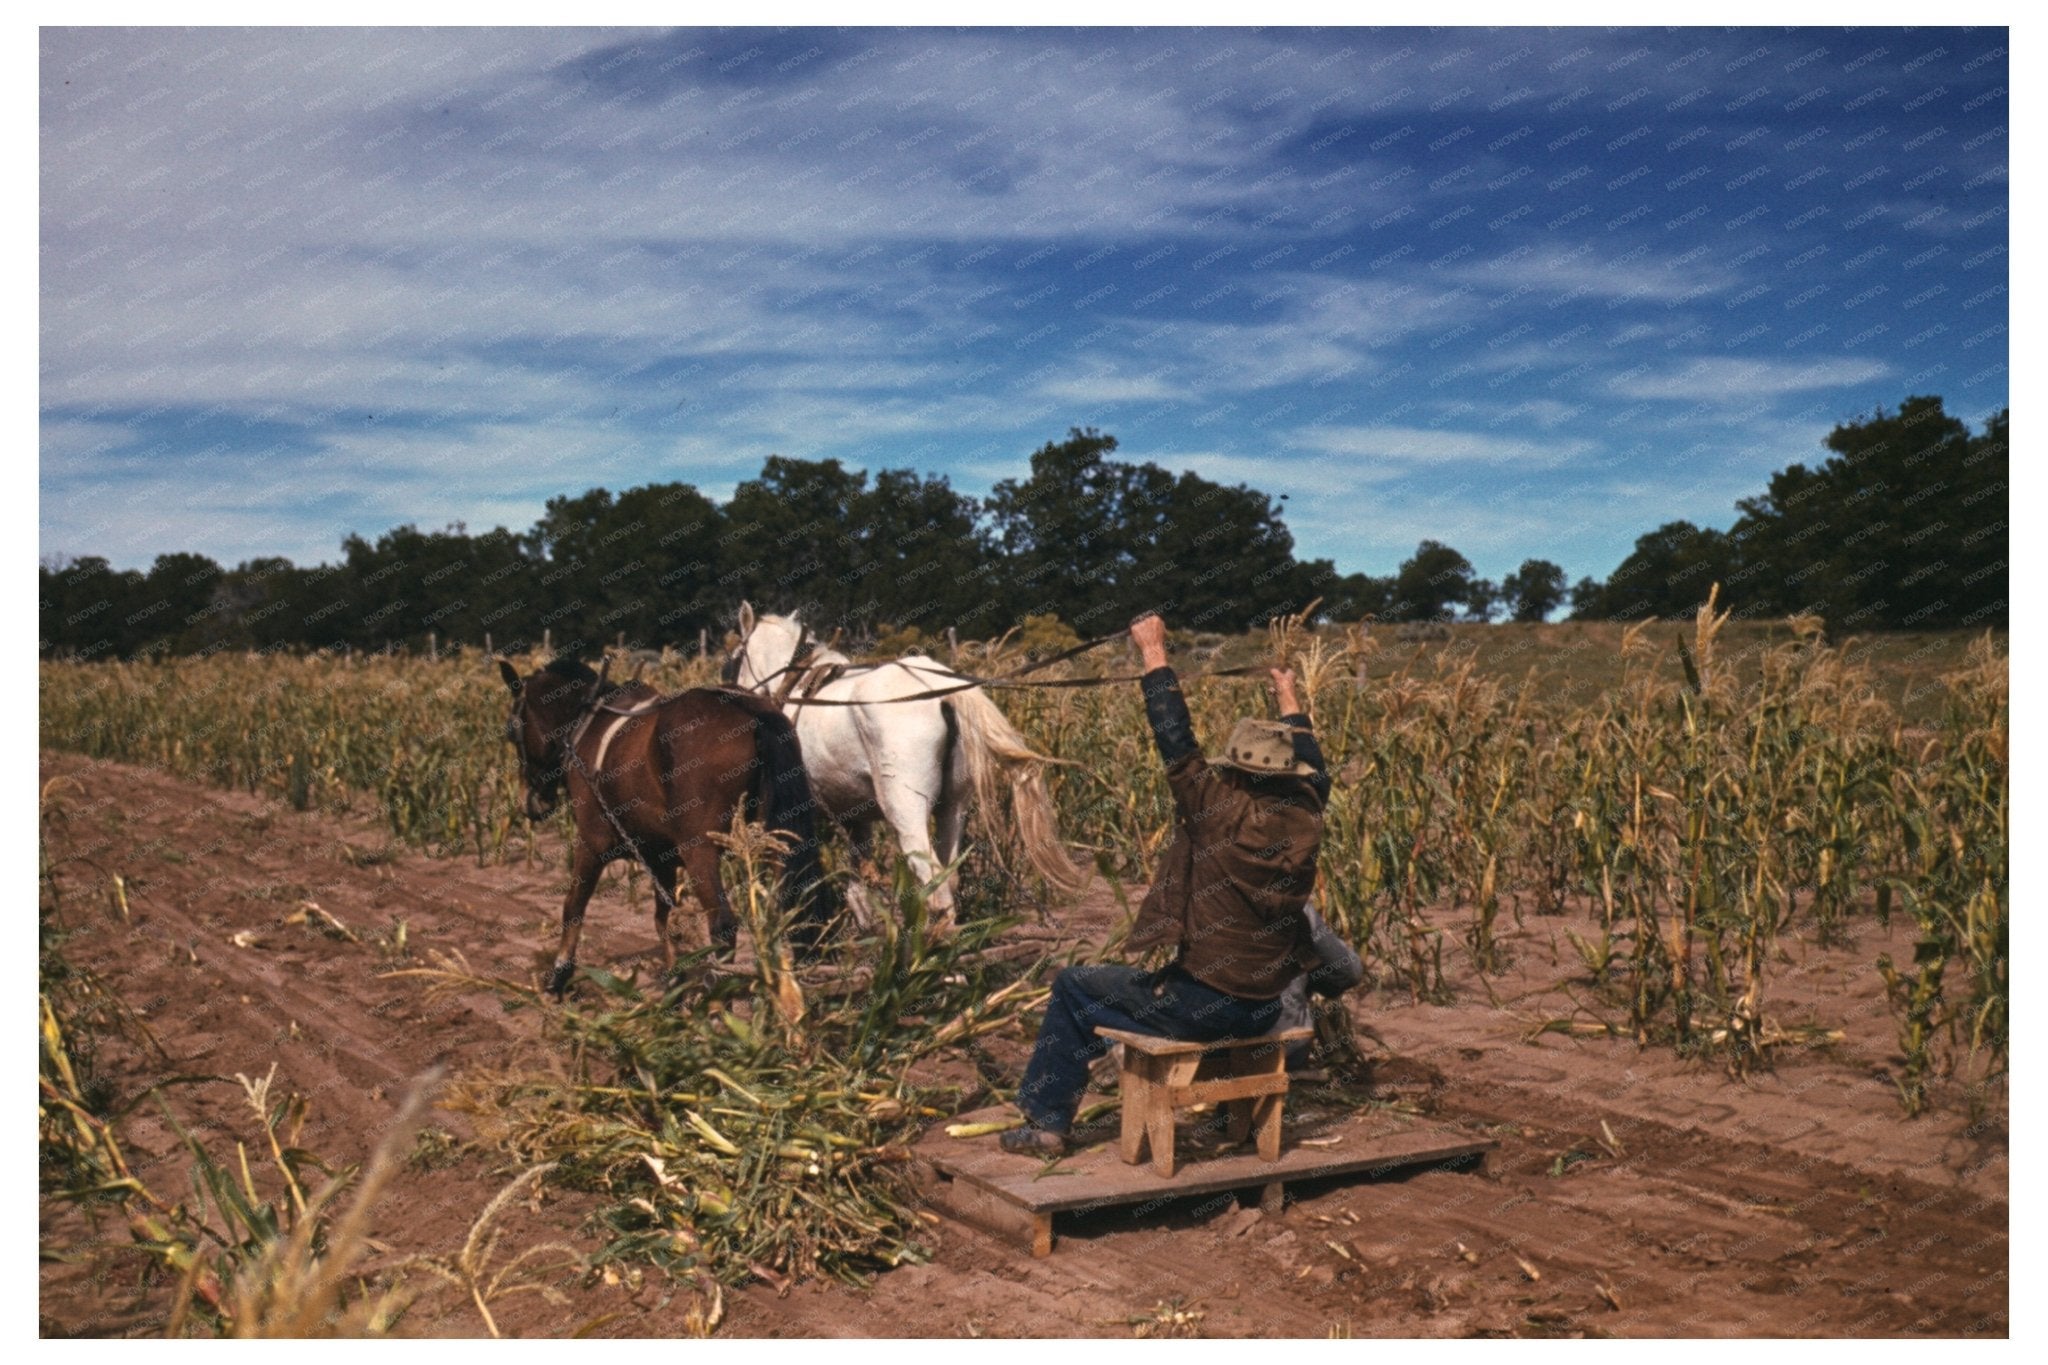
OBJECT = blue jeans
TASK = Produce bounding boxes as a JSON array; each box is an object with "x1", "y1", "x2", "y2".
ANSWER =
[{"x1": 1015, "y1": 964, "x2": 1284, "y2": 1133}]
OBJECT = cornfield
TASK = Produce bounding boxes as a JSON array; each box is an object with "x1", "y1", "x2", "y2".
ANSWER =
[{"x1": 39, "y1": 612, "x2": 2007, "y2": 1112}]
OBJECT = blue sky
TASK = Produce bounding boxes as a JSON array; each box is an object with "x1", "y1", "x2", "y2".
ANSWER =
[{"x1": 40, "y1": 24, "x2": 2010, "y2": 590}]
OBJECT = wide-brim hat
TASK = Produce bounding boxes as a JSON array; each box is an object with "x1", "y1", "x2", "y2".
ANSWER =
[{"x1": 1210, "y1": 718, "x2": 1317, "y2": 778}]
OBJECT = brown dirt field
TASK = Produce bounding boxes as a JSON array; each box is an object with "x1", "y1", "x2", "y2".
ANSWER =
[{"x1": 38, "y1": 751, "x2": 2008, "y2": 1338}]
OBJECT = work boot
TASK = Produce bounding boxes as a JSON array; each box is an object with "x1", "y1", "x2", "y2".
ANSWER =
[
  {"x1": 998, "y1": 1126, "x2": 1068, "y2": 1159},
  {"x1": 1285, "y1": 1041, "x2": 1329, "y2": 1083}
]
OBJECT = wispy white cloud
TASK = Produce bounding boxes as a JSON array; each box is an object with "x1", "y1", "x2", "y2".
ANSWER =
[
  {"x1": 1292, "y1": 424, "x2": 1597, "y2": 467},
  {"x1": 37, "y1": 26, "x2": 2008, "y2": 582},
  {"x1": 39, "y1": 416, "x2": 771, "y2": 568},
  {"x1": 1036, "y1": 278, "x2": 1463, "y2": 404},
  {"x1": 1455, "y1": 246, "x2": 1734, "y2": 305},
  {"x1": 1036, "y1": 373, "x2": 1186, "y2": 405},
  {"x1": 1611, "y1": 357, "x2": 1893, "y2": 402}
]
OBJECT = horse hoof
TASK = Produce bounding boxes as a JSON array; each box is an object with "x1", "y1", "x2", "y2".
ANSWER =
[{"x1": 545, "y1": 962, "x2": 575, "y2": 998}]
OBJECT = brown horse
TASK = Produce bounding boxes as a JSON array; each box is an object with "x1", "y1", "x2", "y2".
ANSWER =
[{"x1": 497, "y1": 657, "x2": 835, "y2": 997}]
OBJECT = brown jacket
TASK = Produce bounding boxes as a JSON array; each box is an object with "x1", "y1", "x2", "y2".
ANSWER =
[{"x1": 1127, "y1": 753, "x2": 1325, "y2": 999}]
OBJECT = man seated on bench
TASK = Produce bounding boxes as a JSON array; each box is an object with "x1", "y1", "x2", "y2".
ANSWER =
[{"x1": 1004, "y1": 610, "x2": 1334, "y2": 1158}]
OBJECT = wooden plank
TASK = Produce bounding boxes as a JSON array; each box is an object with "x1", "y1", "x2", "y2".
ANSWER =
[
  {"x1": 919, "y1": 1107, "x2": 1495, "y2": 1217},
  {"x1": 1229, "y1": 1045, "x2": 1281, "y2": 1146},
  {"x1": 1160, "y1": 1073, "x2": 1290, "y2": 1106},
  {"x1": 1098, "y1": 1026, "x2": 1312, "y2": 1056},
  {"x1": 928, "y1": 1168, "x2": 1056, "y2": 1257},
  {"x1": 1119, "y1": 1064, "x2": 1149, "y2": 1165},
  {"x1": 1150, "y1": 1053, "x2": 1200, "y2": 1177},
  {"x1": 1254, "y1": 1092, "x2": 1283, "y2": 1161}
]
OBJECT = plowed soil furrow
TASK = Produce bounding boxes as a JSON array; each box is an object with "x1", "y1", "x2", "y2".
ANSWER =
[{"x1": 37, "y1": 754, "x2": 2007, "y2": 1338}]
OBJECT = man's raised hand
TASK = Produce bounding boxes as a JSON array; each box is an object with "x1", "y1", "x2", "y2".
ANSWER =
[
  {"x1": 1129, "y1": 612, "x2": 1170, "y2": 671},
  {"x1": 1269, "y1": 667, "x2": 1302, "y2": 716}
]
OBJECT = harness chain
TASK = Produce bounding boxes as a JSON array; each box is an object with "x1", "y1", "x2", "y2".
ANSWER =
[
  {"x1": 728, "y1": 622, "x2": 1268, "y2": 707},
  {"x1": 543, "y1": 682, "x2": 685, "y2": 918}
]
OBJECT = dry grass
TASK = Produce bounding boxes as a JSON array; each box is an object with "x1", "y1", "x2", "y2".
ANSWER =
[{"x1": 411, "y1": 827, "x2": 1055, "y2": 1290}]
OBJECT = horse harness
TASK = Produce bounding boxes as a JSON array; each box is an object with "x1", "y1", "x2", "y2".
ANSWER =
[
  {"x1": 723, "y1": 619, "x2": 830, "y2": 701},
  {"x1": 524, "y1": 673, "x2": 685, "y2": 913},
  {"x1": 780, "y1": 659, "x2": 850, "y2": 725},
  {"x1": 725, "y1": 620, "x2": 1270, "y2": 709}
]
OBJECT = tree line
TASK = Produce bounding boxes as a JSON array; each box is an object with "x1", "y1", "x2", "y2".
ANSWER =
[
  {"x1": 38, "y1": 397, "x2": 2007, "y2": 661},
  {"x1": 1569, "y1": 397, "x2": 2006, "y2": 631},
  {"x1": 40, "y1": 430, "x2": 1335, "y2": 660}
]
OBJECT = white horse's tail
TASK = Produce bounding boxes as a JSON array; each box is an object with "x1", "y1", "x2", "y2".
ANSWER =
[{"x1": 943, "y1": 686, "x2": 1091, "y2": 899}]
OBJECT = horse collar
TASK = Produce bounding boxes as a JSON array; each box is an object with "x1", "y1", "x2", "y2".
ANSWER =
[
  {"x1": 596, "y1": 695, "x2": 665, "y2": 717},
  {"x1": 564, "y1": 706, "x2": 602, "y2": 756},
  {"x1": 589, "y1": 711, "x2": 637, "y2": 773},
  {"x1": 771, "y1": 628, "x2": 820, "y2": 705},
  {"x1": 566, "y1": 692, "x2": 662, "y2": 756},
  {"x1": 771, "y1": 659, "x2": 808, "y2": 706},
  {"x1": 795, "y1": 661, "x2": 844, "y2": 699}
]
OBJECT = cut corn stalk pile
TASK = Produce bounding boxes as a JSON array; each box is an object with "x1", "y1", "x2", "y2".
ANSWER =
[{"x1": 436, "y1": 841, "x2": 1054, "y2": 1289}]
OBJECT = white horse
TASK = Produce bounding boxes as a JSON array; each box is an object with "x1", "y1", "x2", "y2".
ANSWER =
[{"x1": 723, "y1": 603, "x2": 1089, "y2": 927}]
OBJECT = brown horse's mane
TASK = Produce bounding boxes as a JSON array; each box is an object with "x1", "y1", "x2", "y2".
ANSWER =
[
  {"x1": 538, "y1": 656, "x2": 600, "y2": 684},
  {"x1": 537, "y1": 656, "x2": 626, "y2": 697}
]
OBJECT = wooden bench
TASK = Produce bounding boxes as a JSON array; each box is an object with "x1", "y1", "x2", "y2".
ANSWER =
[{"x1": 1095, "y1": 1027, "x2": 1314, "y2": 1178}]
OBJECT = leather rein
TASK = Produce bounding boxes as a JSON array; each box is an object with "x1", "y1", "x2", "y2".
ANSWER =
[{"x1": 725, "y1": 622, "x2": 1268, "y2": 709}]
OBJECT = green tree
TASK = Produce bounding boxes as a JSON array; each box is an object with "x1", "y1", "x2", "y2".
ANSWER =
[
  {"x1": 205, "y1": 556, "x2": 297, "y2": 650},
  {"x1": 1462, "y1": 577, "x2": 1501, "y2": 623},
  {"x1": 985, "y1": 428, "x2": 1318, "y2": 634},
  {"x1": 459, "y1": 526, "x2": 545, "y2": 648},
  {"x1": 1728, "y1": 396, "x2": 2006, "y2": 629},
  {"x1": 133, "y1": 552, "x2": 224, "y2": 655},
  {"x1": 1322, "y1": 569, "x2": 1395, "y2": 623},
  {"x1": 1501, "y1": 558, "x2": 1568, "y2": 622},
  {"x1": 985, "y1": 428, "x2": 1151, "y2": 633},
  {"x1": 343, "y1": 525, "x2": 480, "y2": 648},
  {"x1": 600, "y1": 482, "x2": 723, "y2": 646},
  {"x1": 717, "y1": 457, "x2": 870, "y2": 627},
  {"x1": 1595, "y1": 522, "x2": 1734, "y2": 619},
  {"x1": 40, "y1": 555, "x2": 146, "y2": 658},
  {"x1": 1387, "y1": 540, "x2": 1478, "y2": 622},
  {"x1": 1154, "y1": 473, "x2": 1324, "y2": 631},
  {"x1": 1566, "y1": 575, "x2": 1609, "y2": 622},
  {"x1": 848, "y1": 468, "x2": 996, "y2": 635}
]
